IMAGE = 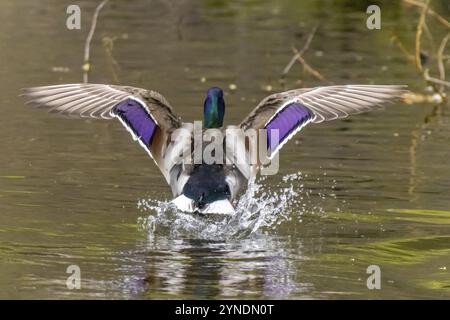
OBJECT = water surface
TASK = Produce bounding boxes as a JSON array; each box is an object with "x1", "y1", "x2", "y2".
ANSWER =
[{"x1": 0, "y1": 0, "x2": 449, "y2": 299}]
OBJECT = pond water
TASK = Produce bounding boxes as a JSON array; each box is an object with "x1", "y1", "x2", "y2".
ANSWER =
[{"x1": 0, "y1": 0, "x2": 449, "y2": 299}]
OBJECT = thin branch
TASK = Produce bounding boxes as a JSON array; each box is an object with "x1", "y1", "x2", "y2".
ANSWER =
[
  {"x1": 437, "y1": 32, "x2": 450, "y2": 92},
  {"x1": 390, "y1": 33, "x2": 415, "y2": 64},
  {"x1": 281, "y1": 25, "x2": 318, "y2": 79},
  {"x1": 423, "y1": 21, "x2": 436, "y2": 56},
  {"x1": 292, "y1": 47, "x2": 329, "y2": 83},
  {"x1": 102, "y1": 36, "x2": 121, "y2": 84},
  {"x1": 415, "y1": 0, "x2": 430, "y2": 72},
  {"x1": 176, "y1": 14, "x2": 185, "y2": 41},
  {"x1": 83, "y1": 0, "x2": 109, "y2": 83},
  {"x1": 424, "y1": 69, "x2": 450, "y2": 88},
  {"x1": 403, "y1": 0, "x2": 450, "y2": 29},
  {"x1": 298, "y1": 26, "x2": 318, "y2": 56}
]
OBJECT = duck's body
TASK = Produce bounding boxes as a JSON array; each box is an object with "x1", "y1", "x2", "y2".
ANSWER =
[
  {"x1": 22, "y1": 83, "x2": 405, "y2": 214},
  {"x1": 164, "y1": 125, "x2": 248, "y2": 214}
]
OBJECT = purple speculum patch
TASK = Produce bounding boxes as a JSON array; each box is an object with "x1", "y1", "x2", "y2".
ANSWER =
[
  {"x1": 113, "y1": 98, "x2": 157, "y2": 146},
  {"x1": 265, "y1": 102, "x2": 314, "y2": 152}
]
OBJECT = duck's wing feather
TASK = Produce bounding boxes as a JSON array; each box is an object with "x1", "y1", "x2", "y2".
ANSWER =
[
  {"x1": 240, "y1": 85, "x2": 406, "y2": 157},
  {"x1": 21, "y1": 83, "x2": 183, "y2": 181}
]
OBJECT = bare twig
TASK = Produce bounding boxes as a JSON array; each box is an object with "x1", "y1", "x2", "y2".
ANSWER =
[
  {"x1": 176, "y1": 14, "x2": 185, "y2": 41},
  {"x1": 403, "y1": 0, "x2": 450, "y2": 29},
  {"x1": 298, "y1": 26, "x2": 318, "y2": 56},
  {"x1": 424, "y1": 69, "x2": 450, "y2": 88},
  {"x1": 399, "y1": 0, "x2": 448, "y2": 99},
  {"x1": 415, "y1": 0, "x2": 430, "y2": 72},
  {"x1": 281, "y1": 25, "x2": 318, "y2": 78},
  {"x1": 423, "y1": 21, "x2": 436, "y2": 56},
  {"x1": 102, "y1": 36, "x2": 121, "y2": 84},
  {"x1": 292, "y1": 47, "x2": 329, "y2": 83},
  {"x1": 83, "y1": 0, "x2": 109, "y2": 83},
  {"x1": 390, "y1": 33, "x2": 415, "y2": 64},
  {"x1": 437, "y1": 32, "x2": 450, "y2": 92}
]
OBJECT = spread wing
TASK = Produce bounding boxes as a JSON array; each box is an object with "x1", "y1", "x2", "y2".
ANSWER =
[
  {"x1": 240, "y1": 85, "x2": 406, "y2": 157},
  {"x1": 21, "y1": 83, "x2": 183, "y2": 181}
]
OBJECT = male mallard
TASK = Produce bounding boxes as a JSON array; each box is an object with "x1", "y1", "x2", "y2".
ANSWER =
[{"x1": 22, "y1": 84, "x2": 405, "y2": 214}]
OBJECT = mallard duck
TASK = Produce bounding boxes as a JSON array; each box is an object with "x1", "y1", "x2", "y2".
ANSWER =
[{"x1": 22, "y1": 84, "x2": 405, "y2": 214}]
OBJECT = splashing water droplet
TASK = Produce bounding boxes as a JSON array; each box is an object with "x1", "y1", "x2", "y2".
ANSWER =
[{"x1": 137, "y1": 172, "x2": 338, "y2": 240}]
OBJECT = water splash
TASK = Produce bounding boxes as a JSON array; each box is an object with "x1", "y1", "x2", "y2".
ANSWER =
[{"x1": 137, "y1": 172, "x2": 337, "y2": 240}]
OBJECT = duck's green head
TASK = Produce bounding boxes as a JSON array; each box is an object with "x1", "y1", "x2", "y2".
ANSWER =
[{"x1": 203, "y1": 87, "x2": 225, "y2": 128}]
